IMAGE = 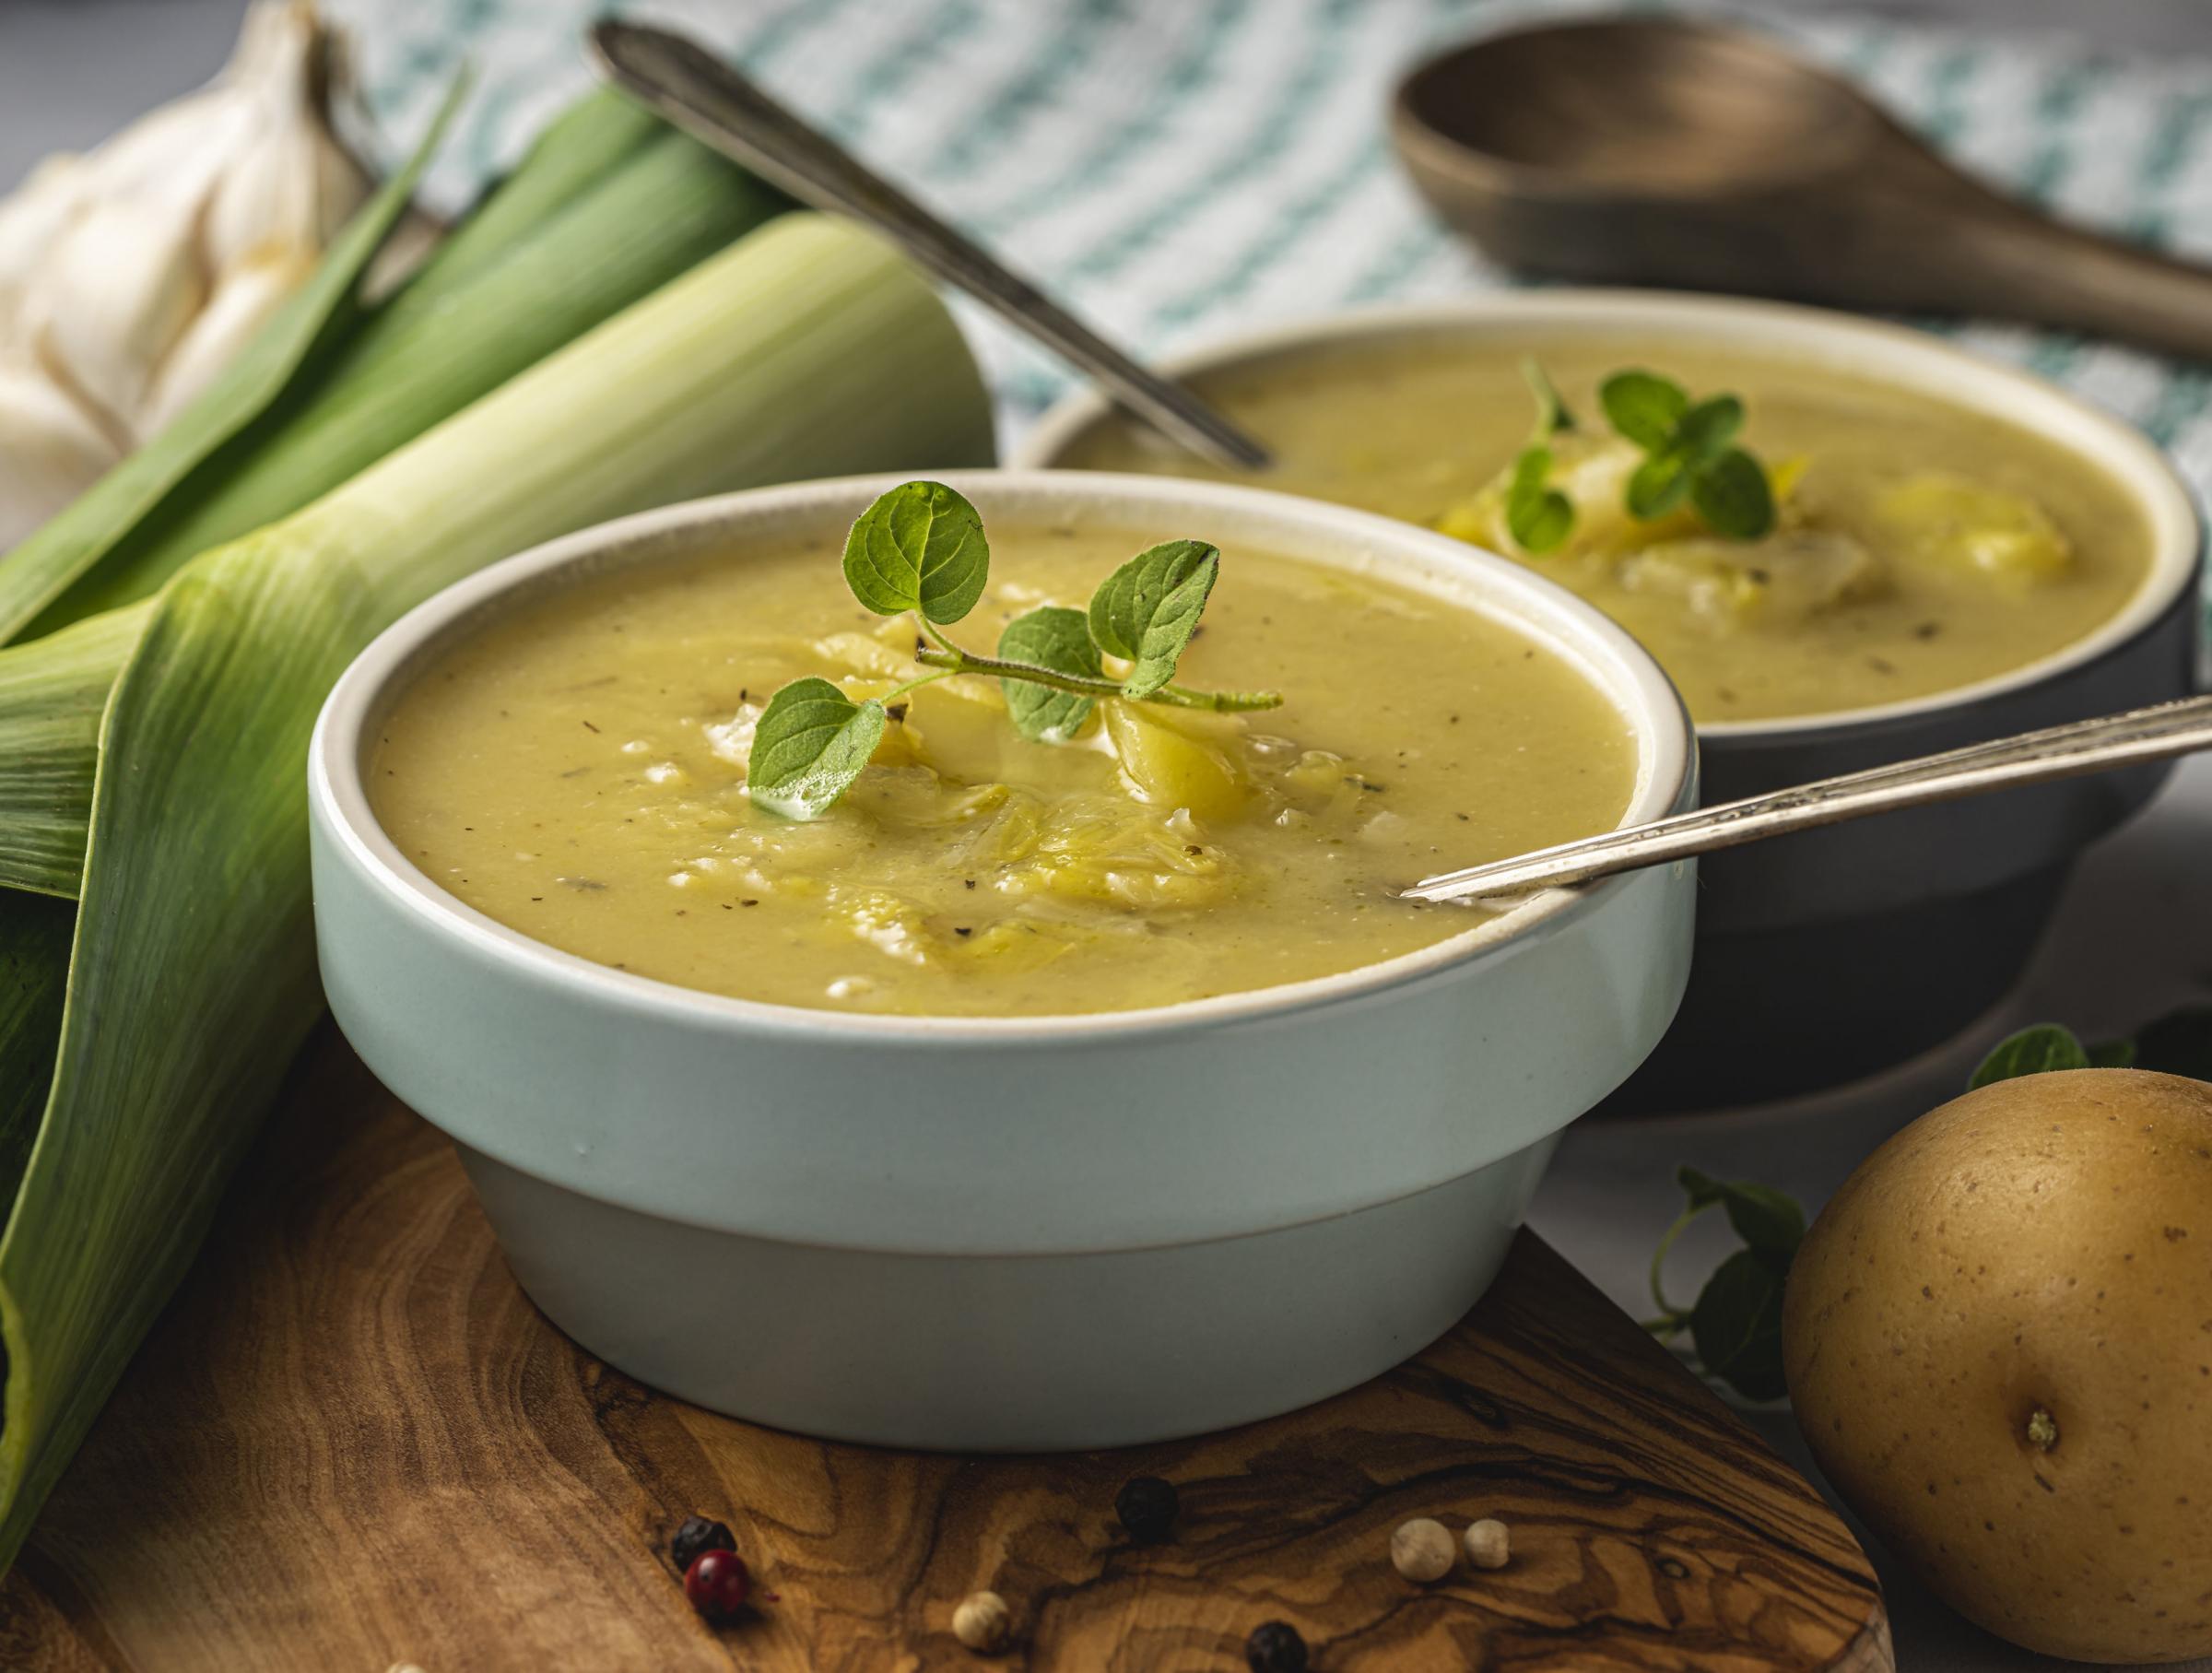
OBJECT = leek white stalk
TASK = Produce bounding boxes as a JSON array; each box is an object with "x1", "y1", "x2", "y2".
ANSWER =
[
  {"x1": 0, "y1": 2, "x2": 371, "y2": 547},
  {"x1": 0, "y1": 210, "x2": 994, "y2": 1564}
]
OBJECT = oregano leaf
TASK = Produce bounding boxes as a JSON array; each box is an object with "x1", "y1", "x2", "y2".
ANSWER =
[
  {"x1": 1674, "y1": 395, "x2": 1745, "y2": 465},
  {"x1": 1599, "y1": 369, "x2": 1688, "y2": 451},
  {"x1": 1088, "y1": 539, "x2": 1219, "y2": 700},
  {"x1": 1971, "y1": 1023, "x2": 2092, "y2": 1089},
  {"x1": 1506, "y1": 446, "x2": 1574, "y2": 553},
  {"x1": 1689, "y1": 447, "x2": 1775, "y2": 541},
  {"x1": 841, "y1": 479, "x2": 990, "y2": 624},
  {"x1": 1676, "y1": 1166, "x2": 1804, "y2": 1261},
  {"x1": 1626, "y1": 451, "x2": 1692, "y2": 519},
  {"x1": 746, "y1": 677, "x2": 886, "y2": 820},
  {"x1": 996, "y1": 606, "x2": 1101, "y2": 742},
  {"x1": 1688, "y1": 1248, "x2": 1791, "y2": 1402}
]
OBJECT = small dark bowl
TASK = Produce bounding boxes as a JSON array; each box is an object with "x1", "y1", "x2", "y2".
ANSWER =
[{"x1": 1014, "y1": 293, "x2": 2204, "y2": 1109}]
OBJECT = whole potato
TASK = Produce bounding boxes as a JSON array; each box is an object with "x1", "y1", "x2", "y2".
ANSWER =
[{"x1": 1783, "y1": 1068, "x2": 2212, "y2": 1663}]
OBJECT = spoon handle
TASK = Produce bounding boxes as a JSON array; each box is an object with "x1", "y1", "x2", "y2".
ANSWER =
[
  {"x1": 588, "y1": 20, "x2": 1273, "y2": 472},
  {"x1": 1945, "y1": 187, "x2": 2212, "y2": 361},
  {"x1": 1406, "y1": 695, "x2": 2212, "y2": 904}
]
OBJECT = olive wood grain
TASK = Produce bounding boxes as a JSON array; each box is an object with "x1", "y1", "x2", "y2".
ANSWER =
[
  {"x1": 1392, "y1": 16, "x2": 2212, "y2": 358},
  {"x1": 0, "y1": 1027, "x2": 1889, "y2": 1671}
]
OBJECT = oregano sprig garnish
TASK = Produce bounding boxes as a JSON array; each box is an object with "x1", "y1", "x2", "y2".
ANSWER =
[
  {"x1": 1503, "y1": 361, "x2": 1778, "y2": 552},
  {"x1": 747, "y1": 481, "x2": 1281, "y2": 819}
]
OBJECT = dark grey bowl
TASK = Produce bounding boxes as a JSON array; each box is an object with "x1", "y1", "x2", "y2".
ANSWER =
[{"x1": 1015, "y1": 293, "x2": 2205, "y2": 1110}]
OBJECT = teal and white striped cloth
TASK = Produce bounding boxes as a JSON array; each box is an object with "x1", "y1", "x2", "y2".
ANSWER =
[{"x1": 330, "y1": 0, "x2": 2212, "y2": 495}]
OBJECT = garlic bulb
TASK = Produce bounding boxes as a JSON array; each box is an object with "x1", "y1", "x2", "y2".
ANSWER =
[{"x1": 0, "y1": 1, "x2": 372, "y2": 548}]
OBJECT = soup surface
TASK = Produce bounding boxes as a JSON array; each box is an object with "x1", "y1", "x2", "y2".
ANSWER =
[
  {"x1": 1060, "y1": 339, "x2": 2156, "y2": 722},
  {"x1": 371, "y1": 526, "x2": 1637, "y2": 1017}
]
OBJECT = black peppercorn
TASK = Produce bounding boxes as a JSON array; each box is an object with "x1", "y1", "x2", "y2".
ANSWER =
[
  {"x1": 1114, "y1": 1474, "x2": 1179, "y2": 1544},
  {"x1": 670, "y1": 1514, "x2": 736, "y2": 1574},
  {"x1": 1245, "y1": 1620, "x2": 1308, "y2": 1672}
]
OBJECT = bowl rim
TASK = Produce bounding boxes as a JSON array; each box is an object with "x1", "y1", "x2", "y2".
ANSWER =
[
  {"x1": 1010, "y1": 289, "x2": 2205, "y2": 742},
  {"x1": 310, "y1": 469, "x2": 1693, "y2": 1044}
]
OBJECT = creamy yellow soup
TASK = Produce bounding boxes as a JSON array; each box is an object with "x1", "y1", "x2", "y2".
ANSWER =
[
  {"x1": 371, "y1": 527, "x2": 1637, "y2": 1017},
  {"x1": 1060, "y1": 340, "x2": 2156, "y2": 723}
]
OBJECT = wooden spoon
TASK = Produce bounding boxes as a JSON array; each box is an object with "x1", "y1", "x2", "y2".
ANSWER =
[
  {"x1": 1392, "y1": 16, "x2": 2212, "y2": 357},
  {"x1": 1405, "y1": 695, "x2": 2212, "y2": 904}
]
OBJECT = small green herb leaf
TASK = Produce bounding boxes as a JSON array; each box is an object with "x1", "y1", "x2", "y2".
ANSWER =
[
  {"x1": 1672, "y1": 395, "x2": 1745, "y2": 465},
  {"x1": 1505, "y1": 446, "x2": 1574, "y2": 552},
  {"x1": 1971, "y1": 1023, "x2": 2092, "y2": 1089},
  {"x1": 996, "y1": 606, "x2": 1102, "y2": 742},
  {"x1": 1689, "y1": 448, "x2": 1775, "y2": 540},
  {"x1": 1627, "y1": 451, "x2": 1692, "y2": 519},
  {"x1": 1688, "y1": 1248, "x2": 1791, "y2": 1403},
  {"x1": 1088, "y1": 539, "x2": 1219, "y2": 700},
  {"x1": 841, "y1": 479, "x2": 990, "y2": 625},
  {"x1": 2088, "y1": 1036, "x2": 2139, "y2": 1069},
  {"x1": 1647, "y1": 1166, "x2": 1805, "y2": 1404},
  {"x1": 747, "y1": 677, "x2": 886, "y2": 820},
  {"x1": 1677, "y1": 1166, "x2": 1806, "y2": 1261},
  {"x1": 1522, "y1": 357, "x2": 1575, "y2": 438},
  {"x1": 1599, "y1": 370, "x2": 1688, "y2": 451}
]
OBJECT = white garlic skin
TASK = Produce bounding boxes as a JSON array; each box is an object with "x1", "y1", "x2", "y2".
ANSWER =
[{"x1": 0, "y1": 0, "x2": 372, "y2": 548}]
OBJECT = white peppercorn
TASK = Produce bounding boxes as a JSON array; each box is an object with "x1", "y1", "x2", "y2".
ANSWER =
[
  {"x1": 1390, "y1": 1517, "x2": 1456, "y2": 1583},
  {"x1": 953, "y1": 1589, "x2": 1012, "y2": 1653},
  {"x1": 1464, "y1": 1517, "x2": 1511, "y2": 1571}
]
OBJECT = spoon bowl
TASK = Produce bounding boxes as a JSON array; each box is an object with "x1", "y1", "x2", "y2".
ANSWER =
[
  {"x1": 1392, "y1": 17, "x2": 2212, "y2": 356},
  {"x1": 1396, "y1": 17, "x2": 1874, "y2": 198}
]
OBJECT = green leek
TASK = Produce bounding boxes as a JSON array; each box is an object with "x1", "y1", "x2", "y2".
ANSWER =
[
  {"x1": 0, "y1": 606, "x2": 150, "y2": 898},
  {"x1": 0, "y1": 211, "x2": 994, "y2": 1563}
]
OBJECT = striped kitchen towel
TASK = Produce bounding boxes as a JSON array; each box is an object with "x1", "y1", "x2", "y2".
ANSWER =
[{"x1": 329, "y1": 0, "x2": 2212, "y2": 504}]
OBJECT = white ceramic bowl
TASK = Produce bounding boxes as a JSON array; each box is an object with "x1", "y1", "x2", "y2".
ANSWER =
[
  {"x1": 309, "y1": 471, "x2": 1694, "y2": 1448},
  {"x1": 1018, "y1": 296, "x2": 2205, "y2": 1104}
]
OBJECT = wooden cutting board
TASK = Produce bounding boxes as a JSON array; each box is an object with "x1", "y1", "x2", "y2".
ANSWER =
[{"x1": 0, "y1": 1027, "x2": 1888, "y2": 1672}]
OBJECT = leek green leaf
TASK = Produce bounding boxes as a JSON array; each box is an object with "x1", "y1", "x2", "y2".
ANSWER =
[
  {"x1": 0, "y1": 211, "x2": 995, "y2": 1568},
  {"x1": 747, "y1": 678, "x2": 887, "y2": 819},
  {"x1": 996, "y1": 606, "x2": 1101, "y2": 741},
  {"x1": 0, "y1": 83, "x2": 463, "y2": 645},
  {"x1": 1088, "y1": 539, "x2": 1218, "y2": 700},
  {"x1": 0, "y1": 603, "x2": 152, "y2": 897},
  {"x1": 841, "y1": 479, "x2": 990, "y2": 625},
  {"x1": 0, "y1": 893, "x2": 73, "y2": 1208},
  {"x1": 1598, "y1": 370, "x2": 1688, "y2": 451}
]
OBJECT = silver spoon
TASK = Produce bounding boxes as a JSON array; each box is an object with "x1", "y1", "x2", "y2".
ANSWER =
[
  {"x1": 1406, "y1": 696, "x2": 2212, "y2": 904},
  {"x1": 588, "y1": 19, "x2": 1272, "y2": 472}
]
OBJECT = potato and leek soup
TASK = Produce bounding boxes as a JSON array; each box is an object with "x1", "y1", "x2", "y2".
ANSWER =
[
  {"x1": 1058, "y1": 339, "x2": 2156, "y2": 723},
  {"x1": 370, "y1": 506, "x2": 1636, "y2": 1018}
]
